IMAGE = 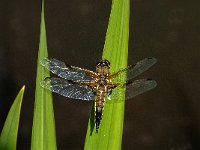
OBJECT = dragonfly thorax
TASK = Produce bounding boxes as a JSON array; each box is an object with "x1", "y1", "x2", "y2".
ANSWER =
[{"x1": 97, "y1": 77, "x2": 109, "y2": 85}]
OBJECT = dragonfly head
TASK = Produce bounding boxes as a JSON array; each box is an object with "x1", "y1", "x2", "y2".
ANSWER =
[{"x1": 96, "y1": 59, "x2": 110, "y2": 77}]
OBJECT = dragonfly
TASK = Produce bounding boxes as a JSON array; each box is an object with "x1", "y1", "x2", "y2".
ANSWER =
[{"x1": 40, "y1": 57, "x2": 157, "y2": 132}]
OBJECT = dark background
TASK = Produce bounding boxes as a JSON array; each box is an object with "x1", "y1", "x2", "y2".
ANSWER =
[{"x1": 0, "y1": 0, "x2": 200, "y2": 149}]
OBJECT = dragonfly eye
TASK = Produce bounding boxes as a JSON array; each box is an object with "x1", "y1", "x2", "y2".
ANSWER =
[
  {"x1": 96, "y1": 61, "x2": 100, "y2": 66},
  {"x1": 96, "y1": 59, "x2": 110, "y2": 68},
  {"x1": 104, "y1": 59, "x2": 110, "y2": 66}
]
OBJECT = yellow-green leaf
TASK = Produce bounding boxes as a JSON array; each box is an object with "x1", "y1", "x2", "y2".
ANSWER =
[
  {"x1": 0, "y1": 86, "x2": 25, "y2": 150},
  {"x1": 31, "y1": 0, "x2": 57, "y2": 149},
  {"x1": 84, "y1": 0, "x2": 129, "y2": 149}
]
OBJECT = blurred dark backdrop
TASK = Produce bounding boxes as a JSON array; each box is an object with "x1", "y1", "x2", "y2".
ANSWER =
[{"x1": 0, "y1": 0, "x2": 200, "y2": 149}]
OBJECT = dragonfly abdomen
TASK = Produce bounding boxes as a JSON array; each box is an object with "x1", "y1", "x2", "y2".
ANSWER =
[{"x1": 94, "y1": 85, "x2": 107, "y2": 132}]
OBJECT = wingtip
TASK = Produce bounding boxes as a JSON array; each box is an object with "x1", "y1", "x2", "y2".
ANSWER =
[
  {"x1": 40, "y1": 77, "x2": 50, "y2": 87},
  {"x1": 146, "y1": 78, "x2": 157, "y2": 88},
  {"x1": 147, "y1": 57, "x2": 157, "y2": 63},
  {"x1": 154, "y1": 80, "x2": 157, "y2": 87},
  {"x1": 40, "y1": 80, "x2": 46, "y2": 87},
  {"x1": 40, "y1": 57, "x2": 48, "y2": 66},
  {"x1": 151, "y1": 80, "x2": 157, "y2": 88}
]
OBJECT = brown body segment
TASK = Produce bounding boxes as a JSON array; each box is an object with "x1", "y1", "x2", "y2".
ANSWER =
[
  {"x1": 92, "y1": 59, "x2": 115, "y2": 132},
  {"x1": 94, "y1": 85, "x2": 106, "y2": 131}
]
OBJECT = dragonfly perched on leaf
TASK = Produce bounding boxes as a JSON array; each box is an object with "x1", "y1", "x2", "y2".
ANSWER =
[{"x1": 40, "y1": 57, "x2": 157, "y2": 132}]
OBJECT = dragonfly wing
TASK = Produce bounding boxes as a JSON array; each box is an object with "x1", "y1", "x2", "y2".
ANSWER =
[
  {"x1": 40, "y1": 58, "x2": 97, "y2": 82},
  {"x1": 125, "y1": 79, "x2": 157, "y2": 100},
  {"x1": 107, "y1": 79, "x2": 157, "y2": 102},
  {"x1": 40, "y1": 77, "x2": 95, "y2": 101},
  {"x1": 110, "y1": 57, "x2": 157, "y2": 83}
]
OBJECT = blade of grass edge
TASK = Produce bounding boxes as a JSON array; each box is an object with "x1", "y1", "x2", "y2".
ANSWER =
[
  {"x1": 84, "y1": 0, "x2": 129, "y2": 149},
  {"x1": 31, "y1": 0, "x2": 57, "y2": 149},
  {"x1": 0, "y1": 86, "x2": 25, "y2": 150}
]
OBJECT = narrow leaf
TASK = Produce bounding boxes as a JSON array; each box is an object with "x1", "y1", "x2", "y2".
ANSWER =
[
  {"x1": 31, "y1": 0, "x2": 57, "y2": 149},
  {"x1": 0, "y1": 86, "x2": 25, "y2": 150},
  {"x1": 85, "y1": 0, "x2": 129, "y2": 149}
]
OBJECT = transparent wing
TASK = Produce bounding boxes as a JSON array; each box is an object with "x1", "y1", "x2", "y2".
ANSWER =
[
  {"x1": 110, "y1": 57, "x2": 157, "y2": 83},
  {"x1": 125, "y1": 79, "x2": 157, "y2": 100},
  {"x1": 107, "y1": 79, "x2": 157, "y2": 102},
  {"x1": 40, "y1": 77, "x2": 95, "y2": 101},
  {"x1": 40, "y1": 58, "x2": 97, "y2": 82}
]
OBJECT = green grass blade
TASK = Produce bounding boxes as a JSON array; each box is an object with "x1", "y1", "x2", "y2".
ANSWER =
[
  {"x1": 0, "y1": 86, "x2": 25, "y2": 150},
  {"x1": 31, "y1": 0, "x2": 57, "y2": 149},
  {"x1": 84, "y1": 0, "x2": 129, "y2": 149}
]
